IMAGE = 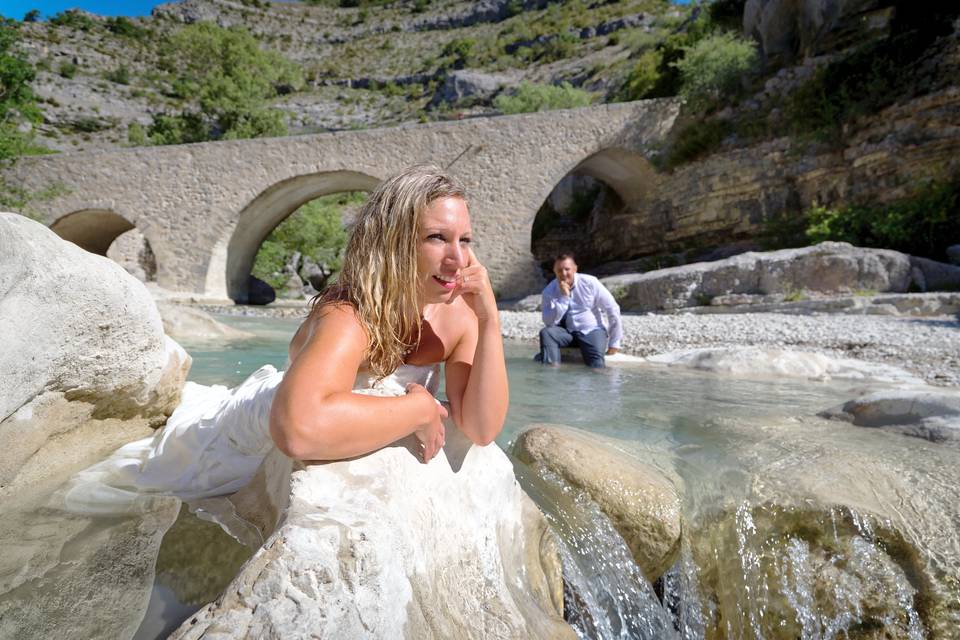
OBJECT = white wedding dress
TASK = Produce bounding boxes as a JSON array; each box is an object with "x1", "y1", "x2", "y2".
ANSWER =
[{"x1": 57, "y1": 362, "x2": 441, "y2": 516}]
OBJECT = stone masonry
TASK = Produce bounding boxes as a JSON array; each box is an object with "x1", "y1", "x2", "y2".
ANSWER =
[{"x1": 6, "y1": 100, "x2": 679, "y2": 301}]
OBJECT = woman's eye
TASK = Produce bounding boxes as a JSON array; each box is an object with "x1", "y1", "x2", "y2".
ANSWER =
[
  {"x1": 427, "y1": 233, "x2": 445, "y2": 241},
  {"x1": 460, "y1": 237, "x2": 472, "y2": 244}
]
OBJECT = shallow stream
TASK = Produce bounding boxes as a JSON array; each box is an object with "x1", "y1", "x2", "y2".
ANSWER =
[{"x1": 6, "y1": 314, "x2": 958, "y2": 639}]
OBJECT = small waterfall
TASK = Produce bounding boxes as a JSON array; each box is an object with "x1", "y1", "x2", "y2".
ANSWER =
[{"x1": 512, "y1": 460, "x2": 678, "y2": 639}]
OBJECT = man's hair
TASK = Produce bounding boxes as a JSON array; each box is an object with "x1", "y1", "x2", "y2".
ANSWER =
[{"x1": 553, "y1": 252, "x2": 577, "y2": 265}]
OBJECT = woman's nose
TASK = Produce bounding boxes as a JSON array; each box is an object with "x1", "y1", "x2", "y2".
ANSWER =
[{"x1": 446, "y1": 243, "x2": 466, "y2": 267}]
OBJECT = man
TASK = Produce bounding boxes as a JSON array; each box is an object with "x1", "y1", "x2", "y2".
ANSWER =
[{"x1": 539, "y1": 253, "x2": 622, "y2": 368}]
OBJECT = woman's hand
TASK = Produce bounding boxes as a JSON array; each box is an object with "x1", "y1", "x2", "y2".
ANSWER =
[
  {"x1": 407, "y1": 383, "x2": 448, "y2": 463},
  {"x1": 448, "y1": 246, "x2": 498, "y2": 323}
]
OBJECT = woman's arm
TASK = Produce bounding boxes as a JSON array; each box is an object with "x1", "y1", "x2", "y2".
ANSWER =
[
  {"x1": 444, "y1": 248, "x2": 509, "y2": 445},
  {"x1": 269, "y1": 304, "x2": 446, "y2": 461}
]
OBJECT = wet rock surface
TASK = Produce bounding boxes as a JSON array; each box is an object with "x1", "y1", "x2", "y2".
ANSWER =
[
  {"x1": 512, "y1": 424, "x2": 682, "y2": 582},
  {"x1": 820, "y1": 389, "x2": 960, "y2": 443}
]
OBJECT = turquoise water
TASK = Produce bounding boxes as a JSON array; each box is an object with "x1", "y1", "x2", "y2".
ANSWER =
[{"x1": 136, "y1": 314, "x2": 959, "y2": 638}]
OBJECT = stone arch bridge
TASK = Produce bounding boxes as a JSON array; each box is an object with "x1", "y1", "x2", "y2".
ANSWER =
[{"x1": 8, "y1": 100, "x2": 678, "y2": 301}]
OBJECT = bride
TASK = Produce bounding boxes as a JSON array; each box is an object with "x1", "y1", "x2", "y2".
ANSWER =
[{"x1": 60, "y1": 164, "x2": 509, "y2": 511}]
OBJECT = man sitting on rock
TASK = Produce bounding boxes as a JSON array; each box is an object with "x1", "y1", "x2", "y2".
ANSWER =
[{"x1": 538, "y1": 253, "x2": 622, "y2": 368}]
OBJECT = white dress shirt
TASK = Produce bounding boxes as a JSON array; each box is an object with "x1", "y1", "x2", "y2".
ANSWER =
[{"x1": 541, "y1": 273, "x2": 622, "y2": 349}]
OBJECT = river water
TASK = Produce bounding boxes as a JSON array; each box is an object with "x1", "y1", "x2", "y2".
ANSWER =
[{"x1": 7, "y1": 314, "x2": 959, "y2": 639}]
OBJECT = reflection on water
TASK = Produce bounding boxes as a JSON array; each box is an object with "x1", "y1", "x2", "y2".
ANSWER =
[{"x1": 4, "y1": 314, "x2": 957, "y2": 639}]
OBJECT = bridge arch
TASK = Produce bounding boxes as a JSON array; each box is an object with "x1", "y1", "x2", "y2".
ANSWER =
[
  {"x1": 530, "y1": 147, "x2": 660, "y2": 279},
  {"x1": 49, "y1": 208, "x2": 136, "y2": 256},
  {"x1": 218, "y1": 170, "x2": 381, "y2": 303}
]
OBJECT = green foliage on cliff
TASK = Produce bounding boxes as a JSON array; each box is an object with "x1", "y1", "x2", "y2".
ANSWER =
[
  {"x1": 146, "y1": 22, "x2": 304, "y2": 145},
  {"x1": 675, "y1": 32, "x2": 758, "y2": 109},
  {"x1": 493, "y1": 81, "x2": 593, "y2": 114},
  {"x1": 252, "y1": 192, "x2": 363, "y2": 290},
  {"x1": 0, "y1": 18, "x2": 40, "y2": 165},
  {"x1": 803, "y1": 179, "x2": 960, "y2": 262}
]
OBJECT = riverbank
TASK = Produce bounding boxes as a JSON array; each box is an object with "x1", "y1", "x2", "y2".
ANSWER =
[
  {"x1": 181, "y1": 300, "x2": 960, "y2": 387},
  {"x1": 500, "y1": 311, "x2": 960, "y2": 388}
]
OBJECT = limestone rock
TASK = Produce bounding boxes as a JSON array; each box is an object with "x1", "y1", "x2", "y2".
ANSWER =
[
  {"x1": 646, "y1": 346, "x2": 924, "y2": 384},
  {"x1": 503, "y1": 293, "x2": 542, "y2": 312},
  {"x1": 909, "y1": 255, "x2": 960, "y2": 292},
  {"x1": 820, "y1": 389, "x2": 960, "y2": 443},
  {"x1": 947, "y1": 244, "x2": 960, "y2": 266},
  {"x1": 601, "y1": 242, "x2": 922, "y2": 312},
  {"x1": 512, "y1": 424, "x2": 682, "y2": 581},
  {"x1": 430, "y1": 69, "x2": 517, "y2": 108},
  {"x1": 157, "y1": 302, "x2": 255, "y2": 343},
  {"x1": 0, "y1": 212, "x2": 190, "y2": 488},
  {"x1": 171, "y1": 427, "x2": 574, "y2": 639},
  {"x1": 743, "y1": 0, "x2": 889, "y2": 61}
]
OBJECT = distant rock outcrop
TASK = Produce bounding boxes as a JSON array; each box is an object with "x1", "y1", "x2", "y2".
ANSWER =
[{"x1": 601, "y1": 242, "x2": 960, "y2": 313}]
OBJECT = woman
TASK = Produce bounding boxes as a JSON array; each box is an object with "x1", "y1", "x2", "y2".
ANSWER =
[
  {"x1": 270, "y1": 164, "x2": 509, "y2": 463},
  {"x1": 58, "y1": 164, "x2": 508, "y2": 514}
]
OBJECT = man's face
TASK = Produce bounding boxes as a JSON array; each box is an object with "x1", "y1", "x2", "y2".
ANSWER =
[{"x1": 553, "y1": 258, "x2": 577, "y2": 287}]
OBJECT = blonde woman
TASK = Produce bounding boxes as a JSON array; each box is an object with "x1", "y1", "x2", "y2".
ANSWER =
[
  {"x1": 271, "y1": 164, "x2": 509, "y2": 463},
  {"x1": 59, "y1": 165, "x2": 508, "y2": 514}
]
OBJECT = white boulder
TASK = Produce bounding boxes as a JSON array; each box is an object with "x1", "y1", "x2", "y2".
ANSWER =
[
  {"x1": 0, "y1": 212, "x2": 190, "y2": 490},
  {"x1": 645, "y1": 346, "x2": 925, "y2": 384},
  {"x1": 157, "y1": 302, "x2": 255, "y2": 342},
  {"x1": 172, "y1": 425, "x2": 573, "y2": 639}
]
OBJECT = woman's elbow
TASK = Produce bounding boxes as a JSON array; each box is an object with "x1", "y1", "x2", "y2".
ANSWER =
[{"x1": 269, "y1": 407, "x2": 329, "y2": 460}]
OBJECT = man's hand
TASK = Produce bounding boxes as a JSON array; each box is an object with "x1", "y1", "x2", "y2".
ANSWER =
[
  {"x1": 559, "y1": 280, "x2": 571, "y2": 297},
  {"x1": 606, "y1": 347, "x2": 619, "y2": 355}
]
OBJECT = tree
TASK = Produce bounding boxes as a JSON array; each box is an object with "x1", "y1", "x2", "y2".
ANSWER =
[
  {"x1": 149, "y1": 22, "x2": 303, "y2": 144},
  {"x1": 0, "y1": 18, "x2": 40, "y2": 165},
  {"x1": 674, "y1": 32, "x2": 758, "y2": 109},
  {"x1": 23, "y1": 9, "x2": 41, "y2": 22}
]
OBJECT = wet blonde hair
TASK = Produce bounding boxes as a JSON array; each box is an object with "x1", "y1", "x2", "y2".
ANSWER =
[{"x1": 311, "y1": 164, "x2": 466, "y2": 379}]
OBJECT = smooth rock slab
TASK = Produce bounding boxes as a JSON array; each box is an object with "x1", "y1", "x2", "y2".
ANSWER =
[
  {"x1": 646, "y1": 346, "x2": 925, "y2": 385},
  {"x1": 0, "y1": 212, "x2": 190, "y2": 489},
  {"x1": 512, "y1": 424, "x2": 682, "y2": 582},
  {"x1": 172, "y1": 427, "x2": 573, "y2": 640},
  {"x1": 157, "y1": 302, "x2": 255, "y2": 343},
  {"x1": 820, "y1": 389, "x2": 960, "y2": 443}
]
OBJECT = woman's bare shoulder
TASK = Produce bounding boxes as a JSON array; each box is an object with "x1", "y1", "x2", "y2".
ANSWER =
[{"x1": 289, "y1": 302, "x2": 366, "y2": 363}]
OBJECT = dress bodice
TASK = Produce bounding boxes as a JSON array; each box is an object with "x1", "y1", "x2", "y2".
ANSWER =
[{"x1": 353, "y1": 363, "x2": 441, "y2": 398}]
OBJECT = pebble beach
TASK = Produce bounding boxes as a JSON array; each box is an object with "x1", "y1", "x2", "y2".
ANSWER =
[{"x1": 499, "y1": 311, "x2": 960, "y2": 387}]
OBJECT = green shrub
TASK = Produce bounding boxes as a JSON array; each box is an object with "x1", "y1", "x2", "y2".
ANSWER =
[
  {"x1": 618, "y1": 49, "x2": 662, "y2": 101},
  {"x1": 493, "y1": 81, "x2": 592, "y2": 115},
  {"x1": 803, "y1": 179, "x2": 960, "y2": 261},
  {"x1": 662, "y1": 118, "x2": 732, "y2": 168},
  {"x1": 152, "y1": 22, "x2": 303, "y2": 144},
  {"x1": 674, "y1": 31, "x2": 758, "y2": 110},
  {"x1": 58, "y1": 61, "x2": 77, "y2": 78},
  {"x1": 127, "y1": 122, "x2": 147, "y2": 146},
  {"x1": 49, "y1": 10, "x2": 96, "y2": 31},
  {"x1": 0, "y1": 17, "x2": 41, "y2": 166},
  {"x1": 23, "y1": 9, "x2": 40, "y2": 22},
  {"x1": 105, "y1": 65, "x2": 130, "y2": 84},
  {"x1": 105, "y1": 16, "x2": 148, "y2": 39},
  {"x1": 440, "y1": 38, "x2": 476, "y2": 70}
]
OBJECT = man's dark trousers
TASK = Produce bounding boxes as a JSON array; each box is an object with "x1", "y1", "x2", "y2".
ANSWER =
[{"x1": 539, "y1": 325, "x2": 607, "y2": 368}]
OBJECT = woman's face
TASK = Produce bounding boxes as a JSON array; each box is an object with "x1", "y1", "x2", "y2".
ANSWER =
[{"x1": 417, "y1": 196, "x2": 472, "y2": 304}]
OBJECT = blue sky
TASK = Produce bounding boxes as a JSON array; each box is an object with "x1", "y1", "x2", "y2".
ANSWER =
[
  {"x1": 0, "y1": 0, "x2": 690, "y2": 20},
  {"x1": 1, "y1": 1, "x2": 171, "y2": 19}
]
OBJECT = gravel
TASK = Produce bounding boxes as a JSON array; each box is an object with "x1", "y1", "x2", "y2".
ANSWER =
[{"x1": 500, "y1": 311, "x2": 960, "y2": 387}]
